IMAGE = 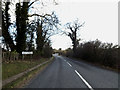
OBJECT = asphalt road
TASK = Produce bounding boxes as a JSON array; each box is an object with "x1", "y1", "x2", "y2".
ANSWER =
[{"x1": 25, "y1": 55, "x2": 118, "y2": 89}]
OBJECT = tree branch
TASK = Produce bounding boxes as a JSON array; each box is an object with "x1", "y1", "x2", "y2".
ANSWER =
[{"x1": 28, "y1": 0, "x2": 39, "y2": 7}]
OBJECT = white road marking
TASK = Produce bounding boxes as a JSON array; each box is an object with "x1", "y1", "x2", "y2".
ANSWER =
[
  {"x1": 67, "y1": 62, "x2": 72, "y2": 67},
  {"x1": 75, "y1": 70, "x2": 94, "y2": 90}
]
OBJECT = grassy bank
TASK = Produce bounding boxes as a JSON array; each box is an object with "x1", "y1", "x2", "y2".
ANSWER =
[
  {"x1": 2, "y1": 58, "x2": 50, "y2": 80},
  {"x1": 62, "y1": 40, "x2": 119, "y2": 71},
  {"x1": 2, "y1": 58, "x2": 54, "y2": 89},
  {"x1": 67, "y1": 56, "x2": 118, "y2": 72}
]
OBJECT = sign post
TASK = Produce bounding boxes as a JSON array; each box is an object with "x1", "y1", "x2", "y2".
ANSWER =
[{"x1": 22, "y1": 51, "x2": 33, "y2": 61}]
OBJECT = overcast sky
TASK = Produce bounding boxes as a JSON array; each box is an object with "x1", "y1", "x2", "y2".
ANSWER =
[
  {"x1": 47, "y1": 0, "x2": 118, "y2": 50},
  {"x1": 5, "y1": 0, "x2": 118, "y2": 50}
]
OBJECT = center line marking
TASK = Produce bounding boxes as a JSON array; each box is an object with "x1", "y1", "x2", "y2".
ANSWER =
[
  {"x1": 75, "y1": 70, "x2": 94, "y2": 90},
  {"x1": 67, "y1": 62, "x2": 72, "y2": 67}
]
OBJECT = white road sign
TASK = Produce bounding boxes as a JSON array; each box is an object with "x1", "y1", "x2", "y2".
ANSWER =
[{"x1": 22, "y1": 51, "x2": 33, "y2": 54}]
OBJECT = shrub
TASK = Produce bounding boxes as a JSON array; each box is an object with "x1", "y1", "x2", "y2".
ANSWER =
[
  {"x1": 64, "y1": 39, "x2": 119, "y2": 68},
  {"x1": 42, "y1": 43, "x2": 53, "y2": 58}
]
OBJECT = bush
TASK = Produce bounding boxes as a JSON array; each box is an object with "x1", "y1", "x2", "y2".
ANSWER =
[
  {"x1": 42, "y1": 43, "x2": 53, "y2": 58},
  {"x1": 65, "y1": 48, "x2": 73, "y2": 57},
  {"x1": 64, "y1": 39, "x2": 119, "y2": 68}
]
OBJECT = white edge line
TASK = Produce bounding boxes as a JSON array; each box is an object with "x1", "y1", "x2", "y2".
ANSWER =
[
  {"x1": 67, "y1": 62, "x2": 72, "y2": 67},
  {"x1": 64, "y1": 59, "x2": 66, "y2": 61},
  {"x1": 75, "y1": 70, "x2": 94, "y2": 90}
]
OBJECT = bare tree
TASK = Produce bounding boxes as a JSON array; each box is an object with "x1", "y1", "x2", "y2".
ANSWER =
[
  {"x1": 1, "y1": 0, "x2": 59, "y2": 53},
  {"x1": 65, "y1": 19, "x2": 85, "y2": 56},
  {"x1": 36, "y1": 12, "x2": 60, "y2": 52}
]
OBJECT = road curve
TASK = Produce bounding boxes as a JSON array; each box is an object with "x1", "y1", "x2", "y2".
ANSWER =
[{"x1": 25, "y1": 55, "x2": 118, "y2": 89}]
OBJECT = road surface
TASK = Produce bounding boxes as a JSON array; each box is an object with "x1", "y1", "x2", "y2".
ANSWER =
[{"x1": 25, "y1": 55, "x2": 118, "y2": 89}]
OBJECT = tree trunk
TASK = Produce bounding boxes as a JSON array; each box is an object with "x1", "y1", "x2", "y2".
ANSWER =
[
  {"x1": 36, "y1": 21, "x2": 44, "y2": 52},
  {"x1": 16, "y1": 2, "x2": 29, "y2": 54},
  {"x1": 2, "y1": 2, "x2": 15, "y2": 51}
]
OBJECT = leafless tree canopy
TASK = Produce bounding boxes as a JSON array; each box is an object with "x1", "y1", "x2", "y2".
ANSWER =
[{"x1": 65, "y1": 19, "x2": 85, "y2": 55}]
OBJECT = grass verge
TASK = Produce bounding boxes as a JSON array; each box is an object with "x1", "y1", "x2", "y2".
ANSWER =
[
  {"x1": 66, "y1": 56, "x2": 118, "y2": 72},
  {"x1": 2, "y1": 58, "x2": 54, "y2": 89},
  {"x1": 2, "y1": 58, "x2": 50, "y2": 80}
]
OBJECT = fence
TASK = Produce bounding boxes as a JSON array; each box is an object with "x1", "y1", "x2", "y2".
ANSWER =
[
  {"x1": 2, "y1": 52, "x2": 19, "y2": 61},
  {"x1": 2, "y1": 51, "x2": 34, "y2": 61}
]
